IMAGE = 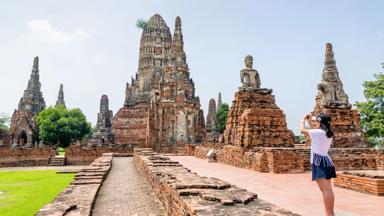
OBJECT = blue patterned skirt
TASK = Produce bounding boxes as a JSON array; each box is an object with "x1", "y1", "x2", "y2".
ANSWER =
[{"x1": 312, "y1": 163, "x2": 337, "y2": 181}]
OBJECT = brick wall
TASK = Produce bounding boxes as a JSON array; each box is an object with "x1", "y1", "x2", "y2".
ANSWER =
[
  {"x1": 65, "y1": 145, "x2": 133, "y2": 165},
  {"x1": 0, "y1": 148, "x2": 55, "y2": 167},
  {"x1": 334, "y1": 171, "x2": 384, "y2": 196},
  {"x1": 194, "y1": 145, "x2": 383, "y2": 173}
]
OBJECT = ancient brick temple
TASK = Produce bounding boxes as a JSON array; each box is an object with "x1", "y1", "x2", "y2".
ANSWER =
[
  {"x1": 206, "y1": 99, "x2": 217, "y2": 131},
  {"x1": 89, "y1": 95, "x2": 115, "y2": 146},
  {"x1": 217, "y1": 92, "x2": 222, "y2": 110},
  {"x1": 205, "y1": 98, "x2": 220, "y2": 142},
  {"x1": 55, "y1": 84, "x2": 66, "y2": 108},
  {"x1": 310, "y1": 43, "x2": 367, "y2": 148},
  {"x1": 113, "y1": 14, "x2": 205, "y2": 149},
  {"x1": 224, "y1": 55, "x2": 295, "y2": 148},
  {"x1": 9, "y1": 56, "x2": 46, "y2": 148}
]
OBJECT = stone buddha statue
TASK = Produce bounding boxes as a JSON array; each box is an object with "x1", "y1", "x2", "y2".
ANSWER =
[{"x1": 240, "y1": 55, "x2": 261, "y2": 89}]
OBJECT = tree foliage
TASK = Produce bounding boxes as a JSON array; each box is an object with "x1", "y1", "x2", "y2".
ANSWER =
[
  {"x1": 36, "y1": 106, "x2": 92, "y2": 148},
  {"x1": 136, "y1": 18, "x2": 148, "y2": 30},
  {"x1": 216, "y1": 103, "x2": 230, "y2": 134},
  {"x1": 355, "y1": 66, "x2": 384, "y2": 148},
  {"x1": 0, "y1": 113, "x2": 10, "y2": 132}
]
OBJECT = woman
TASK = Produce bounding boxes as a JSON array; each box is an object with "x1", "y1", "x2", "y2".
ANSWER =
[{"x1": 300, "y1": 113, "x2": 336, "y2": 216}]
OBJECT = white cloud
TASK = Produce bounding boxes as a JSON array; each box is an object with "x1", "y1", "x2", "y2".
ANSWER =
[{"x1": 19, "y1": 19, "x2": 90, "y2": 44}]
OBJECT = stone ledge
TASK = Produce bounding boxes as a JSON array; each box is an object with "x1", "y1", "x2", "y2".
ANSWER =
[
  {"x1": 134, "y1": 149, "x2": 300, "y2": 216},
  {"x1": 36, "y1": 153, "x2": 113, "y2": 216},
  {"x1": 334, "y1": 170, "x2": 384, "y2": 196}
]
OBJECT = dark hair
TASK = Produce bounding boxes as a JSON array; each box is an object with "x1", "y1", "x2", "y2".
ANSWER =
[{"x1": 317, "y1": 113, "x2": 334, "y2": 138}]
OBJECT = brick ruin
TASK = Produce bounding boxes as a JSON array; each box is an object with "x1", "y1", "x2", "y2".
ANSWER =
[
  {"x1": 113, "y1": 14, "x2": 205, "y2": 150},
  {"x1": 8, "y1": 56, "x2": 46, "y2": 148},
  {"x1": 310, "y1": 43, "x2": 367, "y2": 148},
  {"x1": 217, "y1": 92, "x2": 222, "y2": 110},
  {"x1": 55, "y1": 83, "x2": 66, "y2": 108},
  {"x1": 89, "y1": 95, "x2": 115, "y2": 147},
  {"x1": 334, "y1": 170, "x2": 384, "y2": 196},
  {"x1": 191, "y1": 46, "x2": 383, "y2": 177},
  {"x1": 224, "y1": 55, "x2": 295, "y2": 148},
  {"x1": 134, "y1": 149, "x2": 299, "y2": 215},
  {"x1": 37, "y1": 153, "x2": 113, "y2": 215},
  {"x1": 205, "y1": 98, "x2": 220, "y2": 142}
]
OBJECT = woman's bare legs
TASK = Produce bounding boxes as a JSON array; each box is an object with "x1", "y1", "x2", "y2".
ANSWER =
[{"x1": 316, "y1": 179, "x2": 335, "y2": 216}]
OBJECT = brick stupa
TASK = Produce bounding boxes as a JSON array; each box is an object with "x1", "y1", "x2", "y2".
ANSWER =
[
  {"x1": 89, "y1": 95, "x2": 115, "y2": 147},
  {"x1": 112, "y1": 14, "x2": 205, "y2": 149},
  {"x1": 310, "y1": 43, "x2": 367, "y2": 148},
  {"x1": 224, "y1": 55, "x2": 295, "y2": 148},
  {"x1": 9, "y1": 57, "x2": 46, "y2": 148}
]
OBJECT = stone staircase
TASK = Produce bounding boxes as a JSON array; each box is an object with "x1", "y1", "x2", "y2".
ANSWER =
[{"x1": 47, "y1": 155, "x2": 66, "y2": 166}]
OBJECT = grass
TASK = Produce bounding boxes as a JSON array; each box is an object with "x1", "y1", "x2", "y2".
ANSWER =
[
  {"x1": 0, "y1": 170, "x2": 74, "y2": 216},
  {"x1": 57, "y1": 147, "x2": 66, "y2": 156}
]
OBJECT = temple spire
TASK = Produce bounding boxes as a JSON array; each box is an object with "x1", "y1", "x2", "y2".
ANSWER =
[
  {"x1": 170, "y1": 16, "x2": 187, "y2": 68},
  {"x1": 206, "y1": 98, "x2": 217, "y2": 131},
  {"x1": 317, "y1": 43, "x2": 350, "y2": 108},
  {"x1": 217, "y1": 92, "x2": 222, "y2": 110},
  {"x1": 322, "y1": 43, "x2": 340, "y2": 82},
  {"x1": 55, "y1": 84, "x2": 66, "y2": 108},
  {"x1": 18, "y1": 56, "x2": 46, "y2": 115}
]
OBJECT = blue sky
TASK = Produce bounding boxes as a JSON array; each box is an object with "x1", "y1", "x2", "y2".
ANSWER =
[{"x1": 0, "y1": 0, "x2": 383, "y2": 134}]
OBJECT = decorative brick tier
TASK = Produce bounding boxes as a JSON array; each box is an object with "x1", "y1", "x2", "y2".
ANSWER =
[
  {"x1": 311, "y1": 107, "x2": 367, "y2": 148},
  {"x1": 224, "y1": 89, "x2": 295, "y2": 148},
  {"x1": 36, "y1": 153, "x2": 113, "y2": 215},
  {"x1": 334, "y1": 170, "x2": 384, "y2": 196},
  {"x1": 0, "y1": 148, "x2": 55, "y2": 167},
  {"x1": 134, "y1": 148, "x2": 300, "y2": 215},
  {"x1": 65, "y1": 145, "x2": 133, "y2": 165},
  {"x1": 194, "y1": 145, "x2": 383, "y2": 173}
]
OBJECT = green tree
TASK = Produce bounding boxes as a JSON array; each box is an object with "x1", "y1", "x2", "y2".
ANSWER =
[
  {"x1": 216, "y1": 103, "x2": 230, "y2": 134},
  {"x1": 136, "y1": 18, "x2": 147, "y2": 30},
  {"x1": 36, "y1": 106, "x2": 92, "y2": 148},
  {"x1": 355, "y1": 66, "x2": 384, "y2": 148},
  {"x1": 0, "y1": 113, "x2": 10, "y2": 132}
]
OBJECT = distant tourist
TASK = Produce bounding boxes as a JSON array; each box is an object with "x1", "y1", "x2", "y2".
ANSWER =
[{"x1": 300, "y1": 114, "x2": 336, "y2": 216}]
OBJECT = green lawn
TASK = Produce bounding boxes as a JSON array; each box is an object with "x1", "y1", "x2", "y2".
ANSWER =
[{"x1": 0, "y1": 170, "x2": 74, "y2": 216}]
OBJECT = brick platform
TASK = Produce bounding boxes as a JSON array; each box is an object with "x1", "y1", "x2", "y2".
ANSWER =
[
  {"x1": 36, "y1": 153, "x2": 113, "y2": 215},
  {"x1": 65, "y1": 145, "x2": 133, "y2": 165},
  {"x1": 134, "y1": 149, "x2": 300, "y2": 216},
  {"x1": 0, "y1": 148, "x2": 55, "y2": 167},
  {"x1": 334, "y1": 170, "x2": 384, "y2": 196},
  {"x1": 194, "y1": 145, "x2": 383, "y2": 173}
]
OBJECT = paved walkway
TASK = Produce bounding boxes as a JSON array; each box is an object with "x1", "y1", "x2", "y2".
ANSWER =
[
  {"x1": 170, "y1": 156, "x2": 384, "y2": 216},
  {"x1": 92, "y1": 157, "x2": 165, "y2": 216}
]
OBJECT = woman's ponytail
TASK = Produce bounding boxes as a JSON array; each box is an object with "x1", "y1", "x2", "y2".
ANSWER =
[{"x1": 317, "y1": 114, "x2": 334, "y2": 138}]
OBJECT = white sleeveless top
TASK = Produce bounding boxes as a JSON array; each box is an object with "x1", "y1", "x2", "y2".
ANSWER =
[{"x1": 308, "y1": 129, "x2": 334, "y2": 167}]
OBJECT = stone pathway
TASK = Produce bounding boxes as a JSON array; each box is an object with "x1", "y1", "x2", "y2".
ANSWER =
[
  {"x1": 170, "y1": 156, "x2": 384, "y2": 216},
  {"x1": 92, "y1": 157, "x2": 166, "y2": 216}
]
